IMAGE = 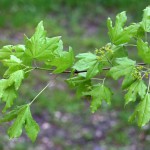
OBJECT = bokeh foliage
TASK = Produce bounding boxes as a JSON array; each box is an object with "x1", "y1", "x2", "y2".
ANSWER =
[{"x1": 0, "y1": 0, "x2": 149, "y2": 27}]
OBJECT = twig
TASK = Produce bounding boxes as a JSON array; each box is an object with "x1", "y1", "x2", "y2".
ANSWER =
[
  {"x1": 32, "y1": 62, "x2": 147, "y2": 74},
  {"x1": 29, "y1": 75, "x2": 58, "y2": 105}
]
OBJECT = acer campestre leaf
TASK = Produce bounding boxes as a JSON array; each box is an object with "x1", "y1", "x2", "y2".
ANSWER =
[
  {"x1": 8, "y1": 70, "x2": 24, "y2": 90},
  {"x1": 125, "y1": 80, "x2": 147, "y2": 105},
  {"x1": 2, "y1": 55, "x2": 23, "y2": 77},
  {"x1": 1, "y1": 86, "x2": 17, "y2": 113},
  {"x1": 121, "y1": 73, "x2": 136, "y2": 90},
  {"x1": 107, "y1": 12, "x2": 139, "y2": 45},
  {"x1": 141, "y1": 6, "x2": 150, "y2": 32},
  {"x1": 0, "y1": 45, "x2": 25, "y2": 60},
  {"x1": 24, "y1": 21, "x2": 61, "y2": 61},
  {"x1": 73, "y1": 52, "x2": 102, "y2": 79},
  {"x1": 6, "y1": 104, "x2": 40, "y2": 142},
  {"x1": 66, "y1": 74, "x2": 91, "y2": 97},
  {"x1": 86, "y1": 61, "x2": 103, "y2": 79},
  {"x1": 0, "y1": 109, "x2": 18, "y2": 123},
  {"x1": 109, "y1": 57, "x2": 136, "y2": 80},
  {"x1": 0, "y1": 79, "x2": 9, "y2": 98},
  {"x1": 111, "y1": 45, "x2": 128, "y2": 63},
  {"x1": 107, "y1": 11, "x2": 127, "y2": 44},
  {"x1": 85, "y1": 84, "x2": 112, "y2": 113},
  {"x1": 24, "y1": 21, "x2": 46, "y2": 58},
  {"x1": 2, "y1": 55, "x2": 22, "y2": 66},
  {"x1": 0, "y1": 70, "x2": 24, "y2": 111},
  {"x1": 129, "y1": 94, "x2": 150, "y2": 127},
  {"x1": 50, "y1": 47, "x2": 74, "y2": 73},
  {"x1": 137, "y1": 39, "x2": 150, "y2": 63},
  {"x1": 73, "y1": 52, "x2": 97, "y2": 71}
]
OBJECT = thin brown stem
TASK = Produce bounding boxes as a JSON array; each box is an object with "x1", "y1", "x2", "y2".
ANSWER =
[{"x1": 32, "y1": 62, "x2": 147, "y2": 74}]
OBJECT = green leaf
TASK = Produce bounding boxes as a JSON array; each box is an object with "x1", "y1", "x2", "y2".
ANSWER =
[
  {"x1": 141, "y1": 6, "x2": 150, "y2": 32},
  {"x1": 0, "y1": 70, "x2": 24, "y2": 110},
  {"x1": 50, "y1": 47, "x2": 74, "y2": 73},
  {"x1": 7, "y1": 105, "x2": 28, "y2": 138},
  {"x1": 24, "y1": 21, "x2": 61, "y2": 61},
  {"x1": 76, "y1": 80, "x2": 91, "y2": 97},
  {"x1": 73, "y1": 53, "x2": 97, "y2": 71},
  {"x1": 121, "y1": 73, "x2": 136, "y2": 89},
  {"x1": 109, "y1": 57, "x2": 136, "y2": 80},
  {"x1": 85, "y1": 84, "x2": 112, "y2": 113},
  {"x1": 7, "y1": 105, "x2": 40, "y2": 142},
  {"x1": 0, "y1": 79, "x2": 9, "y2": 98},
  {"x1": 76, "y1": 52, "x2": 97, "y2": 59},
  {"x1": 125, "y1": 80, "x2": 147, "y2": 105},
  {"x1": 2, "y1": 55, "x2": 23, "y2": 77},
  {"x1": 66, "y1": 75, "x2": 91, "y2": 97},
  {"x1": 137, "y1": 39, "x2": 150, "y2": 63},
  {"x1": 8, "y1": 70, "x2": 24, "y2": 90},
  {"x1": 4, "y1": 66, "x2": 22, "y2": 78},
  {"x1": 66, "y1": 75, "x2": 87, "y2": 87},
  {"x1": 0, "y1": 109, "x2": 18, "y2": 123},
  {"x1": 2, "y1": 55, "x2": 22, "y2": 66},
  {"x1": 129, "y1": 94, "x2": 150, "y2": 127},
  {"x1": 0, "y1": 45, "x2": 25, "y2": 60},
  {"x1": 25, "y1": 106, "x2": 40, "y2": 142},
  {"x1": 111, "y1": 45, "x2": 128, "y2": 63},
  {"x1": 107, "y1": 11, "x2": 127, "y2": 43},
  {"x1": 1, "y1": 86, "x2": 17, "y2": 112},
  {"x1": 117, "y1": 23, "x2": 139, "y2": 44},
  {"x1": 107, "y1": 11, "x2": 139, "y2": 45},
  {"x1": 0, "y1": 105, "x2": 25, "y2": 123},
  {"x1": 137, "y1": 26, "x2": 145, "y2": 38},
  {"x1": 24, "y1": 21, "x2": 46, "y2": 58},
  {"x1": 86, "y1": 61, "x2": 103, "y2": 79}
]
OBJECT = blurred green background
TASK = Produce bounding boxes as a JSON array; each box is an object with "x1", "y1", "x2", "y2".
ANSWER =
[{"x1": 0, "y1": 1, "x2": 150, "y2": 150}]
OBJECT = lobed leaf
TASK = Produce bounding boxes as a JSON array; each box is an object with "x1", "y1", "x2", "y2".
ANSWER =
[
  {"x1": 129, "y1": 94, "x2": 150, "y2": 127},
  {"x1": 8, "y1": 70, "x2": 24, "y2": 90},
  {"x1": 107, "y1": 12, "x2": 139, "y2": 45},
  {"x1": 50, "y1": 47, "x2": 74, "y2": 73},
  {"x1": 73, "y1": 53, "x2": 97, "y2": 71},
  {"x1": 0, "y1": 45, "x2": 25, "y2": 60},
  {"x1": 7, "y1": 105, "x2": 40, "y2": 142},
  {"x1": 137, "y1": 39, "x2": 150, "y2": 63},
  {"x1": 109, "y1": 57, "x2": 136, "y2": 80},
  {"x1": 84, "y1": 84, "x2": 112, "y2": 113},
  {"x1": 24, "y1": 21, "x2": 61, "y2": 61},
  {"x1": 141, "y1": 6, "x2": 150, "y2": 32},
  {"x1": 66, "y1": 75, "x2": 91, "y2": 97},
  {"x1": 125, "y1": 80, "x2": 147, "y2": 105},
  {"x1": 1, "y1": 86, "x2": 17, "y2": 113}
]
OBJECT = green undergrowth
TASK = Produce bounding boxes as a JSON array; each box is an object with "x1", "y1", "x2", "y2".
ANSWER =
[{"x1": 0, "y1": 0, "x2": 149, "y2": 28}]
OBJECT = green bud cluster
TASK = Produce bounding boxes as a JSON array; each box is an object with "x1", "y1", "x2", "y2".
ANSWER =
[
  {"x1": 136, "y1": 66, "x2": 150, "y2": 79},
  {"x1": 131, "y1": 67, "x2": 142, "y2": 80},
  {"x1": 145, "y1": 72, "x2": 149, "y2": 78},
  {"x1": 136, "y1": 65, "x2": 144, "y2": 70},
  {"x1": 95, "y1": 43, "x2": 113, "y2": 61},
  {"x1": 95, "y1": 44, "x2": 113, "y2": 54}
]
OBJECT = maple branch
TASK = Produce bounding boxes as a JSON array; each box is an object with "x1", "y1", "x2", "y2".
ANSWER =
[{"x1": 33, "y1": 62, "x2": 147, "y2": 74}]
